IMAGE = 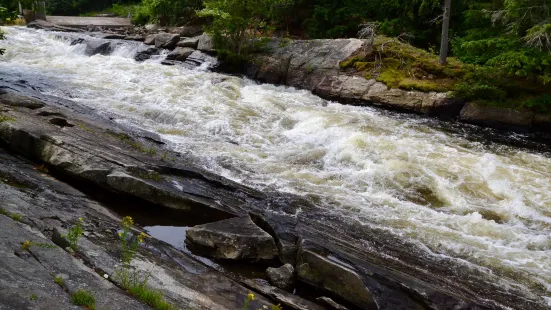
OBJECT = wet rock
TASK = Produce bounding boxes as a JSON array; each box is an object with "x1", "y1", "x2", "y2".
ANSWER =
[
  {"x1": 197, "y1": 33, "x2": 214, "y2": 52},
  {"x1": 533, "y1": 113, "x2": 551, "y2": 132},
  {"x1": 0, "y1": 92, "x2": 44, "y2": 109},
  {"x1": 177, "y1": 36, "x2": 200, "y2": 49},
  {"x1": 144, "y1": 34, "x2": 155, "y2": 45},
  {"x1": 84, "y1": 40, "x2": 113, "y2": 56},
  {"x1": 316, "y1": 297, "x2": 349, "y2": 310},
  {"x1": 166, "y1": 47, "x2": 195, "y2": 62},
  {"x1": 297, "y1": 240, "x2": 378, "y2": 310},
  {"x1": 134, "y1": 47, "x2": 160, "y2": 62},
  {"x1": 184, "y1": 51, "x2": 218, "y2": 69},
  {"x1": 266, "y1": 264, "x2": 295, "y2": 291},
  {"x1": 155, "y1": 33, "x2": 180, "y2": 49},
  {"x1": 460, "y1": 102, "x2": 534, "y2": 131},
  {"x1": 185, "y1": 216, "x2": 278, "y2": 260}
]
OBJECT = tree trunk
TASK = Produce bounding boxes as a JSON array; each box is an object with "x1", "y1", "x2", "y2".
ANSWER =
[{"x1": 439, "y1": 0, "x2": 452, "y2": 65}]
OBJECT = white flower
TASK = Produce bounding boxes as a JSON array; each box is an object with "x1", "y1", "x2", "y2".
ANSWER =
[{"x1": 103, "y1": 274, "x2": 109, "y2": 279}]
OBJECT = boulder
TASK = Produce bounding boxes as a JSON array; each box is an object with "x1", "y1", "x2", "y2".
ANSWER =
[
  {"x1": 185, "y1": 216, "x2": 278, "y2": 260},
  {"x1": 297, "y1": 240, "x2": 378, "y2": 310},
  {"x1": 134, "y1": 47, "x2": 160, "y2": 62},
  {"x1": 155, "y1": 33, "x2": 180, "y2": 49},
  {"x1": 177, "y1": 36, "x2": 200, "y2": 49},
  {"x1": 533, "y1": 113, "x2": 551, "y2": 132},
  {"x1": 145, "y1": 24, "x2": 160, "y2": 32},
  {"x1": 84, "y1": 40, "x2": 113, "y2": 56},
  {"x1": 171, "y1": 25, "x2": 203, "y2": 37},
  {"x1": 266, "y1": 264, "x2": 295, "y2": 291},
  {"x1": 197, "y1": 33, "x2": 214, "y2": 52},
  {"x1": 166, "y1": 47, "x2": 195, "y2": 62},
  {"x1": 144, "y1": 34, "x2": 156, "y2": 45},
  {"x1": 460, "y1": 102, "x2": 534, "y2": 130}
]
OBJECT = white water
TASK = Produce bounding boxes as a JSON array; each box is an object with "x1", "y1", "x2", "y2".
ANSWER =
[{"x1": 2, "y1": 27, "x2": 551, "y2": 304}]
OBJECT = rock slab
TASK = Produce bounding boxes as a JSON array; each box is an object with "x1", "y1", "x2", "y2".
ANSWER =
[{"x1": 185, "y1": 216, "x2": 278, "y2": 260}]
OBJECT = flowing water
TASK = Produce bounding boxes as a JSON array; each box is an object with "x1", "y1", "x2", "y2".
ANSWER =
[{"x1": 2, "y1": 27, "x2": 551, "y2": 306}]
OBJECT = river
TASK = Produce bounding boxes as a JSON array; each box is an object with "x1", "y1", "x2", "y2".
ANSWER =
[{"x1": 1, "y1": 27, "x2": 550, "y2": 307}]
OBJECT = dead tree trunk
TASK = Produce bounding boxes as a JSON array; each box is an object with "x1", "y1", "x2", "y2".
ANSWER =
[{"x1": 439, "y1": 0, "x2": 452, "y2": 65}]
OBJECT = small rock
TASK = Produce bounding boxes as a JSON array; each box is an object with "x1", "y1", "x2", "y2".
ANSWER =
[
  {"x1": 266, "y1": 264, "x2": 295, "y2": 291},
  {"x1": 166, "y1": 47, "x2": 195, "y2": 62},
  {"x1": 144, "y1": 35, "x2": 155, "y2": 45},
  {"x1": 134, "y1": 47, "x2": 160, "y2": 62},
  {"x1": 155, "y1": 33, "x2": 180, "y2": 49},
  {"x1": 177, "y1": 36, "x2": 200, "y2": 49},
  {"x1": 145, "y1": 24, "x2": 160, "y2": 32},
  {"x1": 171, "y1": 25, "x2": 203, "y2": 37},
  {"x1": 185, "y1": 216, "x2": 278, "y2": 260},
  {"x1": 316, "y1": 297, "x2": 349, "y2": 310},
  {"x1": 124, "y1": 35, "x2": 145, "y2": 42}
]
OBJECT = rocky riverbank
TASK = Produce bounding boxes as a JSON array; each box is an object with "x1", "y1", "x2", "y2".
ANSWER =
[{"x1": 25, "y1": 20, "x2": 551, "y2": 133}]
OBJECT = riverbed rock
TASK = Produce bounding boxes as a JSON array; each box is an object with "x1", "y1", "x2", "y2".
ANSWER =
[
  {"x1": 185, "y1": 216, "x2": 278, "y2": 260},
  {"x1": 266, "y1": 264, "x2": 295, "y2": 291},
  {"x1": 197, "y1": 33, "x2": 214, "y2": 52},
  {"x1": 102, "y1": 33, "x2": 126, "y2": 40},
  {"x1": 177, "y1": 36, "x2": 200, "y2": 49},
  {"x1": 297, "y1": 240, "x2": 378, "y2": 310},
  {"x1": 134, "y1": 47, "x2": 160, "y2": 62},
  {"x1": 460, "y1": 102, "x2": 534, "y2": 130},
  {"x1": 144, "y1": 34, "x2": 155, "y2": 45},
  {"x1": 533, "y1": 113, "x2": 551, "y2": 131},
  {"x1": 124, "y1": 35, "x2": 145, "y2": 42},
  {"x1": 84, "y1": 40, "x2": 113, "y2": 56},
  {"x1": 155, "y1": 33, "x2": 180, "y2": 49},
  {"x1": 166, "y1": 47, "x2": 195, "y2": 62}
]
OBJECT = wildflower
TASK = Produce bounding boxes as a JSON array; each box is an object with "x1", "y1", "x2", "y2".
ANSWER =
[
  {"x1": 247, "y1": 293, "x2": 255, "y2": 301},
  {"x1": 137, "y1": 232, "x2": 147, "y2": 243},
  {"x1": 118, "y1": 232, "x2": 123, "y2": 238},
  {"x1": 78, "y1": 217, "x2": 83, "y2": 223},
  {"x1": 21, "y1": 240, "x2": 32, "y2": 250},
  {"x1": 121, "y1": 216, "x2": 133, "y2": 228},
  {"x1": 103, "y1": 274, "x2": 109, "y2": 279}
]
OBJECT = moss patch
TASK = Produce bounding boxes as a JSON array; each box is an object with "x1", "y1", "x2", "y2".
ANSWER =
[{"x1": 340, "y1": 36, "x2": 467, "y2": 94}]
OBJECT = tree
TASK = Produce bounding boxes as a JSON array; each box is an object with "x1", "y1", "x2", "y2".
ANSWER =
[
  {"x1": 439, "y1": 0, "x2": 451, "y2": 65},
  {"x1": 198, "y1": 0, "x2": 286, "y2": 55}
]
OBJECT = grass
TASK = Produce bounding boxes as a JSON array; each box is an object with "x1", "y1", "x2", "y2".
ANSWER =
[
  {"x1": 128, "y1": 282, "x2": 175, "y2": 310},
  {"x1": 0, "y1": 114, "x2": 16, "y2": 123},
  {"x1": 71, "y1": 289, "x2": 96, "y2": 310},
  {"x1": 138, "y1": 171, "x2": 163, "y2": 181},
  {"x1": 0, "y1": 207, "x2": 22, "y2": 222},
  {"x1": 54, "y1": 276, "x2": 65, "y2": 287},
  {"x1": 29, "y1": 294, "x2": 39, "y2": 301}
]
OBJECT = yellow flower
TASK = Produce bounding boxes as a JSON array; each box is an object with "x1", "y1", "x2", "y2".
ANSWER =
[
  {"x1": 21, "y1": 240, "x2": 32, "y2": 250},
  {"x1": 118, "y1": 232, "x2": 123, "y2": 238},
  {"x1": 121, "y1": 216, "x2": 134, "y2": 228},
  {"x1": 138, "y1": 232, "x2": 147, "y2": 243},
  {"x1": 78, "y1": 218, "x2": 83, "y2": 223},
  {"x1": 247, "y1": 293, "x2": 255, "y2": 301}
]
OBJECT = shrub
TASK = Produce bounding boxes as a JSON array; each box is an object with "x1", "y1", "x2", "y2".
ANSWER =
[{"x1": 453, "y1": 82, "x2": 507, "y2": 101}]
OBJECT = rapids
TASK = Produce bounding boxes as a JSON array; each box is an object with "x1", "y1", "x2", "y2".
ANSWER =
[{"x1": 1, "y1": 27, "x2": 551, "y2": 306}]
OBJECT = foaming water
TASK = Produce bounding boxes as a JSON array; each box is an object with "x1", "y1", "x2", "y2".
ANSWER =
[{"x1": 2, "y1": 27, "x2": 551, "y2": 303}]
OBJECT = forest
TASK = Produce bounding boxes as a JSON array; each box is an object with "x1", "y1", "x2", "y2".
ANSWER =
[{"x1": 1, "y1": 0, "x2": 550, "y2": 110}]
